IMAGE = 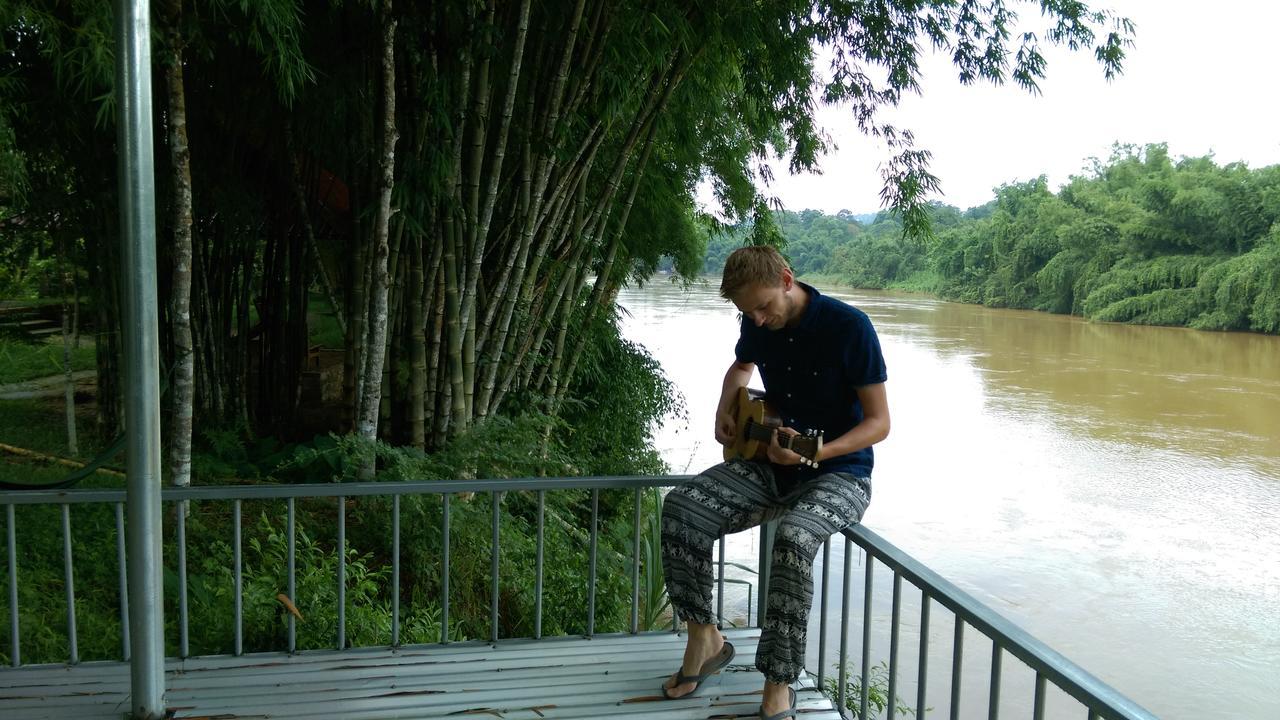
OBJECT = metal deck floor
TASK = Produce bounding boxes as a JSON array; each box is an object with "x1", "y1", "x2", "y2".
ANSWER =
[{"x1": 1, "y1": 628, "x2": 843, "y2": 719}]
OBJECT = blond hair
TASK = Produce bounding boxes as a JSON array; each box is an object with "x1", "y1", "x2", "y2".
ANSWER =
[{"x1": 719, "y1": 246, "x2": 790, "y2": 299}]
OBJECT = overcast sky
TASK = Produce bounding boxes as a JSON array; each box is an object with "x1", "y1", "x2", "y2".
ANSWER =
[{"x1": 744, "y1": 0, "x2": 1280, "y2": 215}]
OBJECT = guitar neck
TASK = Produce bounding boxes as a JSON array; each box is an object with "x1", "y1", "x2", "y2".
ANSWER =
[
  {"x1": 743, "y1": 418, "x2": 820, "y2": 461},
  {"x1": 743, "y1": 419, "x2": 775, "y2": 445}
]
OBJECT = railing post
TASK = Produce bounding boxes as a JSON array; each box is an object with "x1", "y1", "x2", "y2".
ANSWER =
[
  {"x1": 756, "y1": 521, "x2": 775, "y2": 625},
  {"x1": 5, "y1": 504, "x2": 18, "y2": 667},
  {"x1": 116, "y1": 0, "x2": 165, "y2": 713}
]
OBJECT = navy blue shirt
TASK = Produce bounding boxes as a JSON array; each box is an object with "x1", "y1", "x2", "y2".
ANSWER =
[{"x1": 734, "y1": 283, "x2": 887, "y2": 483}]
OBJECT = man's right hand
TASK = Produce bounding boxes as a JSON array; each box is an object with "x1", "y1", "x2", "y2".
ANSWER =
[{"x1": 715, "y1": 409, "x2": 736, "y2": 447}]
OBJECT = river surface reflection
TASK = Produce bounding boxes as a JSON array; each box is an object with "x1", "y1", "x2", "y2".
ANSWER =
[{"x1": 618, "y1": 278, "x2": 1280, "y2": 720}]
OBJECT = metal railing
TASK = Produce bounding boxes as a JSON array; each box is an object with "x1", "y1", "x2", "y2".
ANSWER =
[
  {"x1": 3, "y1": 476, "x2": 1156, "y2": 720},
  {"x1": 817, "y1": 525, "x2": 1159, "y2": 720},
  {"x1": 2, "y1": 475, "x2": 760, "y2": 666}
]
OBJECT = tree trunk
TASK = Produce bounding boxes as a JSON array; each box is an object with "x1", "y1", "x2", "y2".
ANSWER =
[
  {"x1": 165, "y1": 0, "x2": 196, "y2": 488},
  {"x1": 61, "y1": 260, "x2": 78, "y2": 457},
  {"x1": 408, "y1": 230, "x2": 427, "y2": 450},
  {"x1": 356, "y1": 0, "x2": 398, "y2": 478}
]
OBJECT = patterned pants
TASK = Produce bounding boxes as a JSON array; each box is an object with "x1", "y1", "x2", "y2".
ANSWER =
[{"x1": 661, "y1": 459, "x2": 871, "y2": 684}]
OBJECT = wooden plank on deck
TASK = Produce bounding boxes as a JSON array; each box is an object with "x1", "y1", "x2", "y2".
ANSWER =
[{"x1": 0, "y1": 628, "x2": 844, "y2": 720}]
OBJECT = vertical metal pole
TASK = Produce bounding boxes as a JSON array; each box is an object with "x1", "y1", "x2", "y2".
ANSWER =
[
  {"x1": 1033, "y1": 673, "x2": 1047, "y2": 720},
  {"x1": 7, "y1": 504, "x2": 20, "y2": 667},
  {"x1": 757, "y1": 522, "x2": 775, "y2": 625},
  {"x1": 630, "y1": 489, "x2": 640, "y2": 634},
  {"x1": 534, "y1": 490, "x2": 544, "y2": 639},
  {"x1": 287, "y1": 498, "x2": 296, "y2": 653},
  {"x1": 62, "y1": 504, "x2": 78, "y2": 664},
  {"x1": 116, "y1": 503, "x2": 131, "y2": 661},
  {"x1": 117, "y1": 0, "x2": 164, "y2": 712},
  {"x1": 838, "y1": 536, "x2": 852, "y2": 713},
  {"x1": 233, "y1": 500, "x2": 242, "y2": 656},
  {"x1": 392, "y1": 495, "x2": 400, "y2": 647},
  {"x1": 817, "y1": 538, "x2": 829, "y2": 689},
  {"x1": 951, "y1": 619, "x2": 965, "y2": 720},
  {"x1": 337, "y1": 495, "x2": 346, "y2": 650},
  {"x1": 490, "y1": 491, "x2": 501, "y2": 644},
  {"x1": 887, "y1": 572, "x2": 901, "y2": 720},
  {"x1": 441, "y1": 493, "x2": 451, "y2": 644},
  {"x1": 988, "y1": 644, "x2": 1002, "y2": 720},
  {"x1": 917, "y1": 595, "x2": 930, "y2": 719},
  {"x1": 860, "y1": 556, "x2": 874, "y2": 720},
  {"x1": 716, "y1": 535, "x2": 725, "y2": 628},
  {"x1": 587, "y1": 489, "x2": 598, "y2": 637},
  {"x1": 177, "y1": 504, "x2": 188, "y2": 658}
]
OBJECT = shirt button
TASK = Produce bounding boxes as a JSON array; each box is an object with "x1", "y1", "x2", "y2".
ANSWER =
[
  {"x1": 813, "y1": 371, "x2": 817, "y2": 376},
  {"x1": 786, "y1": 393, "x2": 792, "y2": 398},
  {"x1": 787, "y1": 366, "x2": 792, "y2": 371}
]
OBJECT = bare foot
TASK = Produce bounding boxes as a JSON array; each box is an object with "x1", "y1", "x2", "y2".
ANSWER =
[
  {"x1": 760, "y1": 682, "x2": 795, "y2": 717},
  {"x1": 662, "y1": 625, "x2": 726, "y2": 699}
]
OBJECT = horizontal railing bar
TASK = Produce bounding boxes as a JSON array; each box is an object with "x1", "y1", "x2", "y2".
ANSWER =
[
  {"x1": 2, "y1": 475, "x2": 695, "y2": 505},
  {"x1": 843, "y1": 525, "x2": 1157, "y2": 720},
  {"x1": 719, "y1": 561, "x2": 758, "y2": 576}
]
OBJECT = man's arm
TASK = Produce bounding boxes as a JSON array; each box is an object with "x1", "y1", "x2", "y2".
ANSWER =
[
  {"x1": 714, "y1": 361, "x2": 755, "y2": 446},
  {"x1": 768, "y1": 382, "x2": 890, "y2": 465}
]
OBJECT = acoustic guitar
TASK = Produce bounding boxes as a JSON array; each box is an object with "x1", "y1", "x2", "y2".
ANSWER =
[{"x1": 722, "y1": 387, "x2": 823, "y2": 468}]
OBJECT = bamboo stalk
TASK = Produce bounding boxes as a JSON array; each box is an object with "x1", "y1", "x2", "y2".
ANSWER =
[
  {"x1": 356, "y1": 0, "x2": 399, "y2": 479},
  {"x1": 0, "y1": 443, "x2": 125, "y2": 477},
  {"x1": 164, "y1": 0, "x2": 196, "y2": 489}
]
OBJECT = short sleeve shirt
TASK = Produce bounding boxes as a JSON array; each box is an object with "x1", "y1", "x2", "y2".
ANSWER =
[{"x1": 733, "y1": 283, "x2": 887, "y2": 482}]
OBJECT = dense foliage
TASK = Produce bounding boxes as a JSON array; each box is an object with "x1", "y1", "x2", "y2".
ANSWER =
[
  {"x1": 722, "y1": 145, "x2": 1280, "y2": 334},
  {"x1": 0, "y1": 0, "x2": 1130, "y2": 447}
]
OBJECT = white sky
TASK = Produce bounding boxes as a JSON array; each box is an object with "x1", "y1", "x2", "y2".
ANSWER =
[{"x1": 745, "y1": 0, "x2": 1280, "y2": 214}]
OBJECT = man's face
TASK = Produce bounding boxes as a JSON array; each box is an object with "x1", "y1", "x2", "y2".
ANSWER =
[{"x1": 731, "y1": 281, "x2": 790, "y2": 331}]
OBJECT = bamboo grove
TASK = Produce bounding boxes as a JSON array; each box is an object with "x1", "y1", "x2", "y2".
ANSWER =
[{"x1": 0, "y1": 1, "x2": 1133, "y2": 477}]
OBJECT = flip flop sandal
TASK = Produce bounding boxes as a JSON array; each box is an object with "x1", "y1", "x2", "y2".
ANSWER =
[
  {"x1": 757, "y1": 686, "x2": 797, "y2": 720},
  {"x1": 659, "y1": 640, "x2": 737, "y2": 699}
]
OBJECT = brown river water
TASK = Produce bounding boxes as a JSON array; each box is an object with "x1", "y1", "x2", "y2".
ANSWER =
[{"x1": 618, "y1": 279, "x2": 1280, "y2": 720}]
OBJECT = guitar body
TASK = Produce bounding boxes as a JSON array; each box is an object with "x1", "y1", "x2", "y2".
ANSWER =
[
  {"x1": 723, "y1": 386, "x2": 822, "y2": 468},
  {"x1": 723, "y1": 387, "x2": 776, "y2": 464}
]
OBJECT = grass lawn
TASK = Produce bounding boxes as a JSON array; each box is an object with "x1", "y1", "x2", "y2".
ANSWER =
[
  {"x1": 0, "y1": 336, "x2": 96, "y2": 385},
  {"x1": 0, "y1": 396, "x2": 114, "y2": 485},
  {"x1": 0, "y1": 291, "x2": 341, "y2": 485}
]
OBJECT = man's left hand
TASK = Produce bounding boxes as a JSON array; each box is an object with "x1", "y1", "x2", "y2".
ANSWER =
[{"x1": 766, "y1": 427, "x2": 804, "y2": 466}]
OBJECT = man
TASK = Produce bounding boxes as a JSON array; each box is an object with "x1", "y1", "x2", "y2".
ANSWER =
[{"x1": 660, "y1": 245, "x2": 889, "y2": 720}]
